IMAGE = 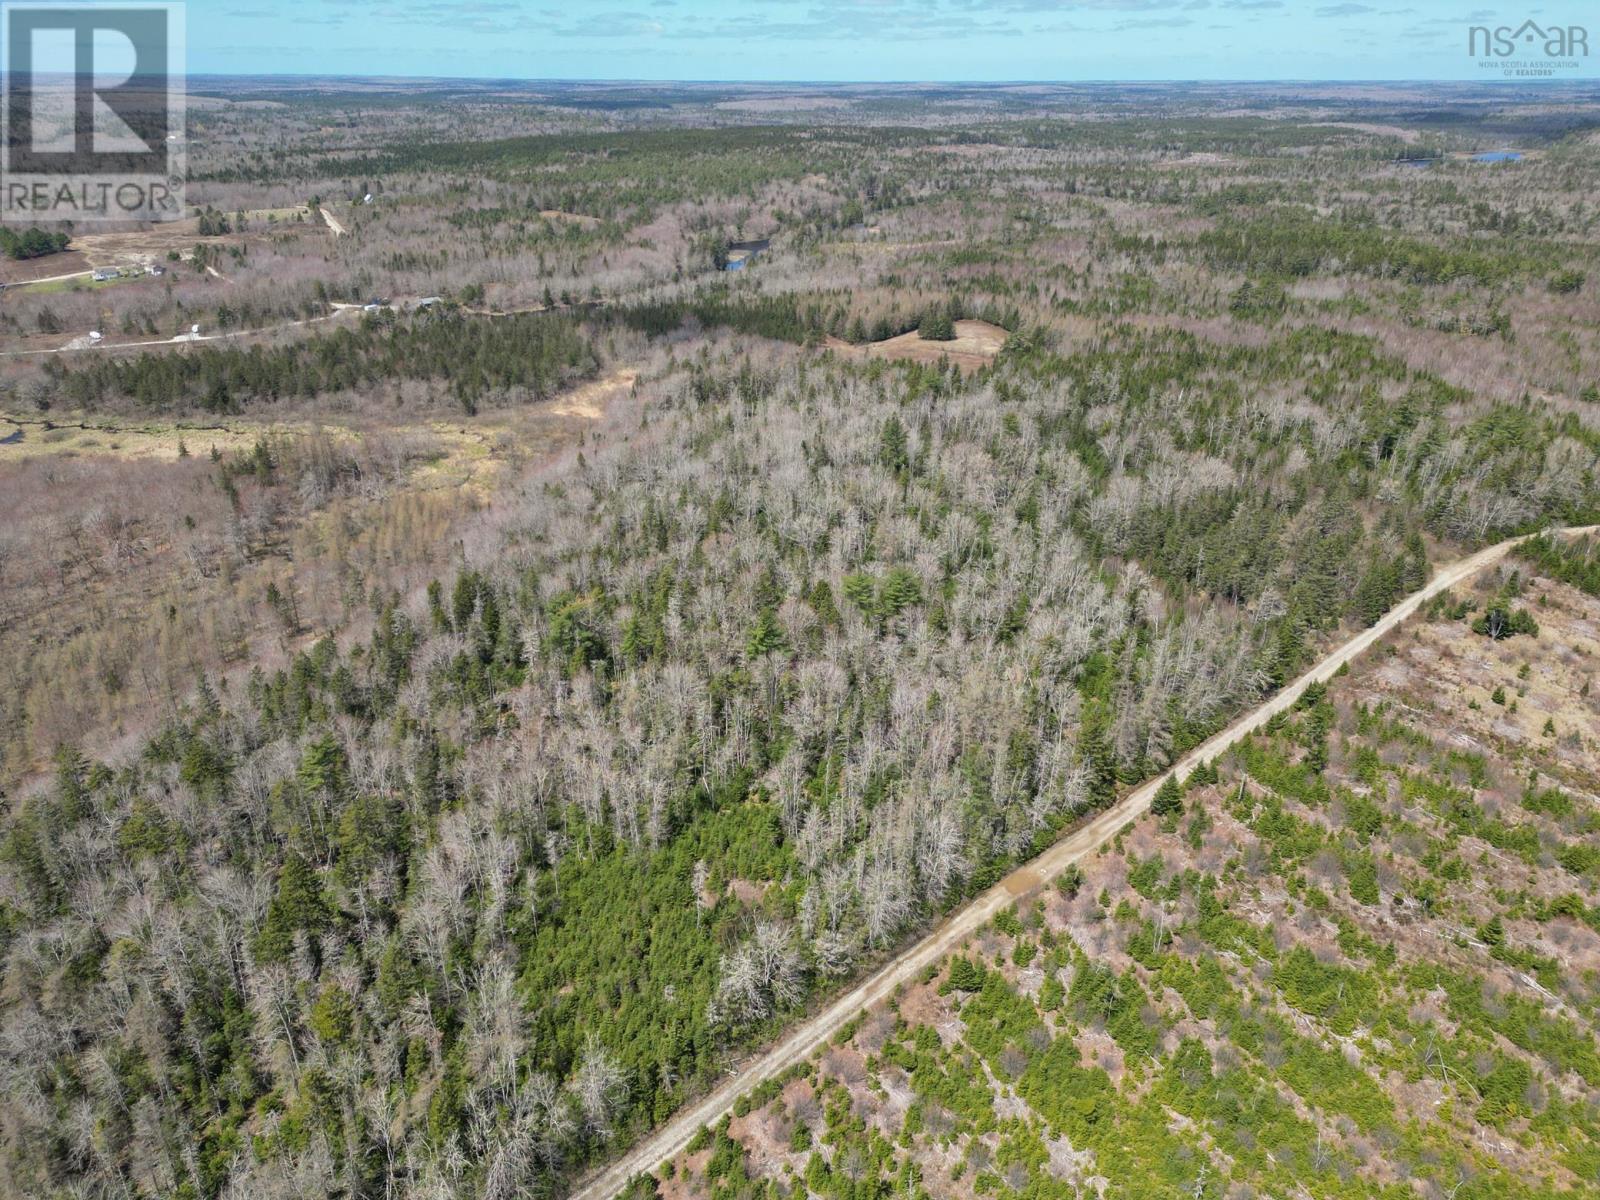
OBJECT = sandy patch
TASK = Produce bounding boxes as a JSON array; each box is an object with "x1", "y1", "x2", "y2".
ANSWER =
[{"x1": 725, "y1": 878, "x2": 770, "y2": 907}]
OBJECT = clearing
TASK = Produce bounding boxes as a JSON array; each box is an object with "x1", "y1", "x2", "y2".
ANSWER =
[
  {"x1": 70, "y1": 207, "x2": 317, "y2": 267},
  {"x1": 1, "y1": 206, "x2": 323, "y2": 291},
  {"x1": 539, "y1": 209, "x2": 602, "y2": 227},
  {"x1": 825, "y1": 318, "x2": 1008, "y2": 372}
]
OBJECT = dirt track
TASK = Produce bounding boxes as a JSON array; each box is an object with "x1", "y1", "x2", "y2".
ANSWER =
[{"x1": 567, "y1": 523, "x2": 1598, "y2": 1200}]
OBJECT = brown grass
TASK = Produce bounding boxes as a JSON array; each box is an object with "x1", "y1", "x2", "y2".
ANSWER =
[
  {"x1": 0, "y1": 251, "x2": 91, "y2": 285},
  {"x1": 824, "y1": 319, "x2": 1009, "y2": 373}
]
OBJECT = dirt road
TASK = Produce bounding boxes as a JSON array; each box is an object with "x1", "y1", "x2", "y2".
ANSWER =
[
  {"x1": 0, "y1": 269, "x2": 93, "y2": 291},
  {"x1": 0, "y1": 291, "x2": 601, "y2": 359},
  {"x1": 567, "y1": 523, "x2": 1598, "y2": 1200},
  {"x1": 321, "y1": 207, "x2": 348, "y2": 237},
  {"x1": 0, "y1": 310, "x2": 353, "y2": 358}
]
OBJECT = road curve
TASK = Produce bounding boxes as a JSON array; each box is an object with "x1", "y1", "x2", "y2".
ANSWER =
[{"x1": 568, "y1": 524, "x2": 1599, "y2": 1200}]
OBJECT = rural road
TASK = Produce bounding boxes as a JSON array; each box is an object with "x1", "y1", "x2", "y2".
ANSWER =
[
  {"x1": 0, "y1": 268, "x2": 93, "y2": 291},
  {"x1": 1, "y1": 292, "x2": 588, "y2": 360},
  {"x1": 0, "y1": 310, "x2": 352, "y2": 358},
  {"x1": 0, "y1": 297, "x2": 596, "y2": 359},
  {"x1": 567, "y1": 523, "x2": 1599, "y2": 1200},
  {"x1": 321, "y1": 206, "x2": 348, "y2": 237}
]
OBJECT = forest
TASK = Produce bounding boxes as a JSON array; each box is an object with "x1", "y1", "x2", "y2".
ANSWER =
[
  {"x1": 1, "y1": 79, "x2": 1599, "y2": 1200},
  {"x1": 3, "y1": 328, "x2": 1595, "y2": 1198}
]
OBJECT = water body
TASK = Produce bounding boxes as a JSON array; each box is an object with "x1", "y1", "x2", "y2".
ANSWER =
[
  {"x1": 723, "y1": 239, "x2": 769, "y2": 271},
  {"x1": 1474, "y1": 151, "x2": 1523, "y2": 163}
]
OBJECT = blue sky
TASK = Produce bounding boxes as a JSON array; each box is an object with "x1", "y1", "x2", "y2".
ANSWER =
[{"x1": 189, "y1": 2, "x2": 1599, "y2": 81}]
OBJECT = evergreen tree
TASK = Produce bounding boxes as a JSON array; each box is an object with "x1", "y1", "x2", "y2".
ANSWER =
[
  {"x1": 1151, "y1": 774, "x2": 1184, "y2": 819},
  {"x1": 255, "y1": 854, "x2": 332, "y2": 963},
  {"x1": 879, "y1": 416, "x2": 909, "y2": 475},
  {"x1": 918, "y1": 308, "x2": 955, "y2": 341},
  {"x1": 746, "y1": 608, "x2": 787, "y2": 659}
]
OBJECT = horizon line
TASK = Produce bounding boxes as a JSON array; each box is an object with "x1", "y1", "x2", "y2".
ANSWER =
[{"x1": 164, "y1": 72, "x2": 1600, "y2": 87}]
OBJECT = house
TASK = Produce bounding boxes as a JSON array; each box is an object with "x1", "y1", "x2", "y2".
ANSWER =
[{"x1": 92, "y1": 268, "x2": 119, "y2": 282}]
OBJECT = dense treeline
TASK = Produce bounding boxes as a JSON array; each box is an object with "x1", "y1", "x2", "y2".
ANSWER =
[
  {"x1": 614, "y1": 289, "x2": 1018, "y2": 346},
  {"x1": 1196, "y1": 207, "x2": 1537, "y2": 285},
  {"x1": 1519, "y1": 532, "x2": 1600, "y2": 597},
  {"x1": 0, "y1": 226, "x2": 70, "y2": 260},
  {"x1": 47, "y1": 311, "x2": 598, "y2": 413},
  {"x1": 208, "y1": 125, "x2": 911, "y2": 226}
]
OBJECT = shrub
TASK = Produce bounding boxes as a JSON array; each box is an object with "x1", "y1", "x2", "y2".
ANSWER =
[{"x1": 1473, "y1": 606, "x2": 1538, "y2": 640}]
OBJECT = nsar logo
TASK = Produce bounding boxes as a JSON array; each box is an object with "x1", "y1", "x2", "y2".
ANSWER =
[{"x1": 1468, "y1": 18, "x2": 1589, "y2": 77}]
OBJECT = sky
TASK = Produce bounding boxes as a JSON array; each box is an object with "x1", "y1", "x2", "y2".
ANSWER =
[{"x1": 185, "y1": 1, "x2": 1599, "y2": 81}]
